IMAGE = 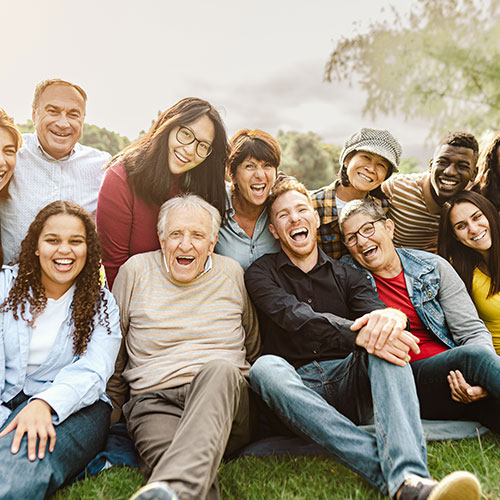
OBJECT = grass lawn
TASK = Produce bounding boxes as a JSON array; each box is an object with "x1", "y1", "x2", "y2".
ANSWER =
[{"x1": 51, "y1": 433, "x2": 500, "y2": 499}]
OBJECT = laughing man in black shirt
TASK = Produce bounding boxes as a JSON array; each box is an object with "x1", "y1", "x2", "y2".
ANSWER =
[{"x1": 245, "y1": 177, "x2": 480, "y2": 500}]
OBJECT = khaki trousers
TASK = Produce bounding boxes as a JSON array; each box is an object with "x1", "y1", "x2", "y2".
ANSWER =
[{"x1": 123, "y1": 359, "x2": 252, "y2": 500}]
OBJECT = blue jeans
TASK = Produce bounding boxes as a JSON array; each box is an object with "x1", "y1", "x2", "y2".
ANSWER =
[
  {"x1": 412, "y1": 344, "x2": 500, "y2": 433},
  {"x1": 250, "y1": 353, "x2": 429, "y2": 498},
  {"x1": 0, "y1": 393, "x2": 111, "y2": 500}
]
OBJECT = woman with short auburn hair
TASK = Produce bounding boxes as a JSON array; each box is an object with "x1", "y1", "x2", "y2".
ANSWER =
[
  {"x1": 97, "y1": 97, "x2": 228, "y2": 287},
  {"x1": 215, "y1": 129, "x2": 281, "y2": 270}
]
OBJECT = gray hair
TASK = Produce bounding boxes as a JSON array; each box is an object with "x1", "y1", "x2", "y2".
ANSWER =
[
  {"x1": 157, "y1": 194, "x2": 221, "y2": 241},
  {"x1": 338, "y1": 198, "x2": 386, "y2": 233}
]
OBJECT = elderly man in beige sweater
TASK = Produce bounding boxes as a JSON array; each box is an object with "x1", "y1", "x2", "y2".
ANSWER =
[{"x1": 107, "y1": 194, "x2": 261, "y2": 500}]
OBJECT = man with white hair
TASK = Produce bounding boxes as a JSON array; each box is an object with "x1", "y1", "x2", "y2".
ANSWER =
[{"x1": 107, "y1": 194, "x2": 260, "y2": 500}]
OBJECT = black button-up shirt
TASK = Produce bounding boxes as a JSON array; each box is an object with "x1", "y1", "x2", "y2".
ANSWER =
[{"x1": 244, "y1": 248, "x2": 386, "y2": 368}]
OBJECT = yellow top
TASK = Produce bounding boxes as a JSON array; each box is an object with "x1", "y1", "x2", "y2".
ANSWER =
[{"x1": 472, "y1": 267, "x2": 500, "y2": 355}]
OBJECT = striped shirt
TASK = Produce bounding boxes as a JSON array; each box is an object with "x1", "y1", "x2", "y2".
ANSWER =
[
  {"x1": 107, "y1": 251, "x2": 260, "y2": 410},
  {"x1": 0, "y1": 133, "x2": 109, "y2": 263},
  {"x1": 382, "y1": 173, "x2": 440, "y2": 253}
]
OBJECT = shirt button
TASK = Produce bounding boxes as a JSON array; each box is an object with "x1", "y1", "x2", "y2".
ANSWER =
[
  {"x1": 307, "y1": 298, "x2": 312, "y2": 304},
  {"x1": 313, "y1": 350, "x2": 318, "y2": 354}
]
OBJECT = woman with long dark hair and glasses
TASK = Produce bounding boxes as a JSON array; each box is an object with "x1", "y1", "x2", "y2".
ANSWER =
[
  {"x1": 438, "y1": 191, "x2": 500, "y2": 354},
  {"x1": 96, "y1": 97, "x2": 228, "y2": 288},
  {"x1": 0, "y1": 201, "x2": 120, "y2": 499}
]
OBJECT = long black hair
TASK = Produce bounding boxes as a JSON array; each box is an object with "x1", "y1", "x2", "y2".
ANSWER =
[
  {"x1": 439, "y1": 191, "x2": 500, "y2": 297},
  {"x1": 110, "y1": 97, "x2": 228, "y2": 215}
]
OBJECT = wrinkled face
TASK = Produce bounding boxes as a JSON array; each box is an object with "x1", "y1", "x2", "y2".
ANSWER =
[
  {"x1": 167, "y1": 114, "x2": 215, "y2": 175},
  {"x1": 160, "y1": 206, "x2": 216, "y2": 282},
  {"x1": 36, "y1": 213, "x2": 87, "y2": 298},
  {"x1": 32, "y1": 84, "x2": 85, "y2": 160},
  {"x1": 345, "y1": 151, "x2": 390, "y2": 193},
  {"x1": 0, "y1": 128, "x2": 17, "y2": 191},
  {"x1": 269, "y1": 190, "x2": 319, "y2": 261},
  {"x1": 450, "y1": 202, "x2": 492, "y2": 257},
  {"x1": 429, "y1": 145, "x2": 477, "y2": 203},
  {"x1": 232, "y1": 156, "x2": 277, "y2": 207},
  {"x1": 342, "y1": 212, "x2": 397, "y2": 275}
]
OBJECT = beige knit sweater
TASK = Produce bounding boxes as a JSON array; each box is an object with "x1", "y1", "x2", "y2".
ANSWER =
[{"x1": 107, "y1": 250, "x2": 261, "y2": 413}]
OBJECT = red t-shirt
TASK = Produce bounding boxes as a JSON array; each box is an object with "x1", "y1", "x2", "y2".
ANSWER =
[{"x1": 373, "y1": 270, "x2": 448, "y2": 362}]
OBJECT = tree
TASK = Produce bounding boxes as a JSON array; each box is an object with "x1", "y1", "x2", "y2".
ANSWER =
[
  {"x1": 80, "y1": 124, "x2": 130, "y2": 156},
  {"x1": 325, "y1": 0, "x2": 500, "y2": 137},
  {"x1": 277, "y1": 131, "x2": 341, "y2": 189},
  {"x1": 15, "y1": 121, "x2": 130, "y2": 156}
]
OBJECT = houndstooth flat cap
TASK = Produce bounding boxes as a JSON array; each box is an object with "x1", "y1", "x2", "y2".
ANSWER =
[{"x1": 339, "y1": 128, "x2": 402, "y2": 173}]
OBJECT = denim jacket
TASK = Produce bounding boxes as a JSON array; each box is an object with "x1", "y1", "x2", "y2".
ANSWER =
[
  {"x1": 0, "y1": 265, "x2": 122, "y2": 427},
  {"x1": 343, "y1": 248, "x2": 494, "y2": 350}
]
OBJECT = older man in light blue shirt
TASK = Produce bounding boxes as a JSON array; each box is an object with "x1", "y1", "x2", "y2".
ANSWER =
[{"x1": 0, "y1": 79, "x2": 110, "y2": 263}]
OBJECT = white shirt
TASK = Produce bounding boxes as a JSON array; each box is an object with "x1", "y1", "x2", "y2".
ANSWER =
[
  {"x1": 27, "y1": 284, "x2": 75, "y2": 375},
  {"x1": 0, "y1": 133, "x2": 110, "y2": 263}
]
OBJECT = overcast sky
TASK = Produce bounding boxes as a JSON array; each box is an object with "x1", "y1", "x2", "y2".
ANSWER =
[{"x1": 2, "y1": 0, "x2": 433, "y2": 161}]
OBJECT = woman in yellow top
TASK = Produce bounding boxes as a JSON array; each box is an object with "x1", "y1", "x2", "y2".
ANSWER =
[{"x1": 439, "y1": 191, "x2": 500, "y2": 354}]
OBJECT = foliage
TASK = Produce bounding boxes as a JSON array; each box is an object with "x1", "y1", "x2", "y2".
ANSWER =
[
  {"x1": 277, "y1": 130, "x2": 342, "y2": 190},
  {"x1": 398, "y1": 156, "x2": 424, "y2": 174},
  {"x1": 16, "y1": 121, "x2": 130, "y2": 156},
  {"x1": 51, "y1": 433, "x2": 500, "y2": 499},
  {"x1": 325, "y1": 0, "x2": 500, "y2": 137},
  {"x1": 81, "y1": 124, "x2": 130, "y2": 156}
]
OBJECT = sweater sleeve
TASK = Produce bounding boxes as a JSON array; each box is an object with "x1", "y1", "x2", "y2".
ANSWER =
[
  {"x1": 106, "y1": 261, "x2": 135, "y2": 422},
  {"x1": 96, "y1": 163, "x2": 134, "y2": 289}
]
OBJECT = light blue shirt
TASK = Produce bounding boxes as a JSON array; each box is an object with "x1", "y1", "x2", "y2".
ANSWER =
[
  {"x1": 0, "y1": 265, "x2": 121, "y2": 427},
  {"x1": 0, "y1": 133, "x2": 110, "y2": 263},
  {"x1": 215, "y1": 185, "x2": 280, "y2": 271}
]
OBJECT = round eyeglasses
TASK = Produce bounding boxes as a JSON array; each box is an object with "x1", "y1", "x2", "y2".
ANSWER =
[
  {"x1": 342, "y1": 218, "x2": 385, "y2": 247},
  {"x1": 176, "y1": 126, "x2": 213, "y2": 158}
]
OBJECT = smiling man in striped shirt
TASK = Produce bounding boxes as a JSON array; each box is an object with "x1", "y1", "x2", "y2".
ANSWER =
[{"x1": 382, "y1": 132, "x2": 478, "y2": 253}]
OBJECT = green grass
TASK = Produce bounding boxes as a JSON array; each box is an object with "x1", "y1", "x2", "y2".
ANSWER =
[{"x1": 51, "y1": 433, "x2": 500, "y2": 499}]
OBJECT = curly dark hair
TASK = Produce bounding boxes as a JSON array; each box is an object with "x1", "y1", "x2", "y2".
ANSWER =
[
  {"x1": 0, "y1": 201, "x2": 111, "y2": 355},
  {"x1": 471, "y1": 132, "x2": 500, "y2": 212}
]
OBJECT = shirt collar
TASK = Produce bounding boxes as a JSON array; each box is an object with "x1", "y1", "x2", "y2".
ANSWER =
[
  {"x1": 276, "y1": 246, "x2": 329, "y2": 272},
  {"x1": 35, "y1": 133, "x2": 76, "y2": 161}
]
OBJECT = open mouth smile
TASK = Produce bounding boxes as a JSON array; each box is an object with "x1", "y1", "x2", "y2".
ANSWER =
[
  {"x1": 290, "y1": 228, "x2": 309, "y2": 241},
  {"x1": 176, "y1": 255, "x2": 195, "y2": 266},
  {"x1": 471, "y1": 230, "x2": 487, "y2": 242}
]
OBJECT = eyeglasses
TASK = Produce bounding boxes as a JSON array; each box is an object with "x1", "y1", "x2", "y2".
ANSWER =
[
  {"x1": 176, "y1": 126, "x2": 213, "y2": 158},
  {"x1": 342, "y1": 218, "x2": 385, "y2": 247}
]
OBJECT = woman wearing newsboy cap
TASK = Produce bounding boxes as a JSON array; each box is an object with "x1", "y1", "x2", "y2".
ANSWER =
[{"x1": 311, "y1": 127, "x2": 402, "y2": 259}]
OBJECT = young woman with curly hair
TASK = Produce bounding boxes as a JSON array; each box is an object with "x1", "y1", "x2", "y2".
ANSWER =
[
  {"x1": 96, "y1": 97, "x2": 228, "y2": 288},
  {"x1": 471, "y1": 132, "x2": 500, "y2": 212},
  {"x1": 0, "y1": 201, "x2": 121, "y2": 500},
  {"x1": 439, "y1": 191, "x2": 500, "y2": 354}
]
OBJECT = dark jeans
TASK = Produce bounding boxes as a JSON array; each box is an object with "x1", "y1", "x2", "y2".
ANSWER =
[
  {"x1": 0, "y1": 393, "x2": 110, "y2": 500},
  {"x1": 412, "y1": 344, "x2": 500, "y2": 433}
]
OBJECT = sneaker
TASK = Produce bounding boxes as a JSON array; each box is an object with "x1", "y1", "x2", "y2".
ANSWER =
[
  {"x1": 398, "y1": 471, "x2": 481, "y2": 500},
  {"x1": 129, "y1": 481, "x2": 179, "y2": 500}
]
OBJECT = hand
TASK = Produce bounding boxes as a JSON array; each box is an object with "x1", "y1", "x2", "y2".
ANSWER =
[
  {"x1": 447, "y1": 370, "x2": 488, "y2": 404},
  {"x1": 352, "y1": 308, "x2": 420, "y2": 355},
  {"x1": 0, "y1": 399, "x2": 56, "y2": 461},
  {"x1": 356, "y1": 326, "x2": 419, "y2": 366}
]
